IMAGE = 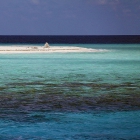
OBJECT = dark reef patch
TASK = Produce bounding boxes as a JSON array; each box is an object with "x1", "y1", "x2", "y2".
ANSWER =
[{"x1": 0, "y1": 81, "x2": 140, "y2": 122}]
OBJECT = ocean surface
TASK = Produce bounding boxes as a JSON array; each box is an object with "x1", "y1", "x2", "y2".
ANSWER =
[{"x1": 0, "y1": 43, "x2": 140, "y2": 139}]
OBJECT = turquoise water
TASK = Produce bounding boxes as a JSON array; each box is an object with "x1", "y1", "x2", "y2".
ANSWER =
[{"x1": 0, "y1": 44, "x2": 140, "y2": 139}]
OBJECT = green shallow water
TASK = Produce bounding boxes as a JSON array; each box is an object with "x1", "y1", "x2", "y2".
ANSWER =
[{"x1": 0, "y1": 44, "x2": 140, "y2": 139}]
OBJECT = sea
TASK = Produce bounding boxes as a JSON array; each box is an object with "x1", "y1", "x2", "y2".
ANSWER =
[{"x1": 0, "y1": 36, "x2": 140, "y2": 140}]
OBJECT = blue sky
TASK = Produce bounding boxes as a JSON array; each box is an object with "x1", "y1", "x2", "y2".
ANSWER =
[{"x1": 0, "y1": 0, "x2": 140, "y2": 35}]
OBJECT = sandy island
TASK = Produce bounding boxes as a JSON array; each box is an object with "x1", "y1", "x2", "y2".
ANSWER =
[{"x1": 0, "y1": 43, "x2": 107, "y2": 54}]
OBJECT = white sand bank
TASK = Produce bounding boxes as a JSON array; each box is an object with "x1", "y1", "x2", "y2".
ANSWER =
[{"x1": 0, "y1": 46, "x2": 107, "y2": 54}]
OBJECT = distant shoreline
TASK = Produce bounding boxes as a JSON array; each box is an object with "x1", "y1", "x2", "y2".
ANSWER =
[{"x1": 0, "y1": 46, "x2": 107, "y2": 54}]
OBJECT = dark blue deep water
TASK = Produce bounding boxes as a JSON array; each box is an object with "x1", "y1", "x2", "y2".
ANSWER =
[{"x1": 0, "y1": 35, "x2": 140, "y2": 44}]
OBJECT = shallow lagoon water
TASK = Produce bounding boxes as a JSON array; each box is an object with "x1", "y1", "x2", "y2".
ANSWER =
[{"x1": 0, "y1": 44, "x2": 140, "y2": 139}]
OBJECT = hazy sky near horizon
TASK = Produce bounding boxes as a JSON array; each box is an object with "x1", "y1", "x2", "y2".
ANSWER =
[{"x1": 0, "y1": 0, "x2": 140, "y2": 35}]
